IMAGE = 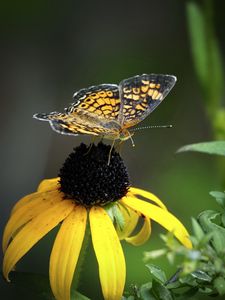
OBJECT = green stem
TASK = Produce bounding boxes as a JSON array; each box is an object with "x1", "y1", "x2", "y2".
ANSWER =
[
  {"x1": 204, "y1": 0, "x2": 214, "y2": 108},
  {"x1": 186, "y1": 0, "x2": 224, "y2": 130},
  {"x1": 203, "y1": 0, "x2": 217, "y2": 134}
]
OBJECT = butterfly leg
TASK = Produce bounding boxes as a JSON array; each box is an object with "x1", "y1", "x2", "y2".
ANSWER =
[
  {"x1": 114, "y1": 132, "x2": 135, "y2": 158},
  {"x1": 107, "y1": 139, "x2": 116, "y2": 166},
  {"x1": 99, "y1": 135, "x2": 104, "y2": 143},
  {"x1": 84, "y1": 136, "x2": 96, "y2": 156},
  {"x1": 115, "y1": 140, "x2": 123, "y2": 154}
]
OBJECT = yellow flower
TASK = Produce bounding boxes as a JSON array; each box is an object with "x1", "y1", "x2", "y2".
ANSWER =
[{"x1": 2, "y1": 143, "x2": 192, "y2": 300}]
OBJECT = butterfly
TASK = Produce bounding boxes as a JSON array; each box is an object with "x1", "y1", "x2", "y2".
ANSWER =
[{"x1": 33, "y1": 74, "x2": 176, "y2": 142}]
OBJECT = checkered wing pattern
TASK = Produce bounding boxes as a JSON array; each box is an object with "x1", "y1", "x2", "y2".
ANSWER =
[
  {"x1": 33, "y1": 74, "x2": 177, "y2": 138},
  {"x1": 119, "y1": 74, "x2": 177, "y2": 128},
  {"x1": 67, "y1": 84, "x2": 120, "y2": 120},
  {"x1": 33, "y1": 84, "x2": 121, "y2": 136}
]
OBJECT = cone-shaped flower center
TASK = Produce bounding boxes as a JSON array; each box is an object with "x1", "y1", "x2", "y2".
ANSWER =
[{"x1": 59, "y1": 142, "x2": 130, "y2": 206}]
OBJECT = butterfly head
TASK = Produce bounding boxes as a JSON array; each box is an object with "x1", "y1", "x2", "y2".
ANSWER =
[{"x1": 119, "y1": 128, "x2": 134, "y2": 142}]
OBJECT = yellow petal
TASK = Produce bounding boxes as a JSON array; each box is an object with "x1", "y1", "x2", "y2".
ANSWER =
[
  {"x1": 3, "y1": 200, "x2": 74, "y2": 281},
  {"x1": 116, "y1": 203, "x2": 139, "y2": 240},
  {"x1": 10, "y1": 191, "x2": 41, "y2": 215},
  {"x1": 2, "y1": 190, "x2": 63, "y2": 253},
  {"x1": 125, "y1": 217, "x2": 151, "y2": 246},
  {"x1": 11, "y1": 179, "x2": 59, "y2": 215},
  {"x1": 50, "y1": 205, "x2": 87, "y2": 300},
  {"x1": 90, "y1": 206, "x2": 126, "y2": 300},
  {"x1": 37, "y1": 178, "x2": 60, "y2": 192},
  {"x1": 128, "y1": 187, "x2": 167, "y2": 210},
  {"x1": 121, "y1": 196, "x2": 192, "y2": 249}
]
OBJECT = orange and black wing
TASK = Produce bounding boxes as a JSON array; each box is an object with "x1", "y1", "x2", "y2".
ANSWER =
[
  {"x1": 67, "y1": 84, "x2": 121, "y2": 120},
  {"x1": 33, "y1": 84, "x2": 121, "y2": 136},
  {"x1": 33, "y1": 111, "x2": 121, "y2": 137},
  {"x1": 118, "y1": 74, "x2": 177, "y2": 128}
]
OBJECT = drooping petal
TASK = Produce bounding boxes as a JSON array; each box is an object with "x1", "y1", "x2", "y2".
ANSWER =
[
  {"x1": 3, "y1": 200, "x2": 74, "y2": 281},
  {"x1": 10, "y1": 179, "x2": 59, "y2": 215},
  {"x1": 125, "y1": 217, "x2": 151, "y2": 246},
  {"x1": 50, "y1": 205, "x2": 87, "y2": 300},
  {"x1": 116, "y1": 203, "x2": 139, "y2": 240},
  {"x1": 11, "y1": 190, "x2": 57, "y2": 217},
  {"x1": 10, "y1": 191, "x2": 41, "y2": 215},
  {"x1": 2, "y1": 190, "x2": 63, "y2": 253},
  {"x1": 37, "y1": 178, "x2": 60, "y2": 192},
  {"x1": 90, "y1": 206, "x2": 126, "y2": 300},
  {"x1": 121, "y1": 196, "x2": 192, "y2": 249},
  {"x1": 128, "y1": 187, "x2": 167, "y2": 210}
]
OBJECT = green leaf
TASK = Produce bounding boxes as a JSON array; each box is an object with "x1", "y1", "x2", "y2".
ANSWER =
[
  {"x1": 214, "y1": 257, "x2": 223, "y2": 273},
  {"x1": 113, "y1": 205, "x2": 125, "y2": 231},
  {"x1": 139, "y1": 282, "x2": 156, "y2": 300},
  {"x1": 198, "y1": 287, "x2": 214, "y2": 294},
  {"x1": 165, "y1": 281, "x2": 181, "y2": 290},
  {"x1": 214, "y1": 276, "x2": 225, "y2": 295},
  {"x1": 151, "y1": 280, "x2": 173, "y2": 300},
  {"x1": 191, "y1": 270, "x2": 212, "y2": 282},
  {"x1": 199, "y1": 231, "x2": 215, "y2": 246},
  {"x1": 105, "y1": 203, "x2": 125, "y2": 231},
  {"x1": 177, "y1": 141, "x2": 225, "y2": 156},
  {"x1": 177, "y1": 287, "x2": 199, "y2": 298},
  {"x1": 179, "y1": 274, "x2": 197, "y2": 287},
  {"x1": 210, "y1": 191, "x2": 225, "y2": 208},
  {"x1": 221, "y1": 213, "x2": 225, "y2": 227},
  {"x1": 71, "y1": 291, "x2": 90, "y2": 300},
  {"x1": 191, "y1": 218, "x2": 204, "y2": 240},
  {"x1": 189, "y1": 236, "x2": 198, "y2": 247},
  {"x1": 198, "y1": 210, "x2": 225, "y2": 253},
  {"x1": 146, "y1": 264, "x2": 167, "y2": 284}
]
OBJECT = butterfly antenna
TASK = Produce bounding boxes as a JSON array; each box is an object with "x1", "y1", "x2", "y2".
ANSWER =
[{"x1": 131, "y1": 124, "x2": 173, "y2": 132}]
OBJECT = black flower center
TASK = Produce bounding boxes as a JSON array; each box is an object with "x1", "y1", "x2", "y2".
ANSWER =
[{"x1": 59, "y1": 142, "x2": 130, "y2": 207}]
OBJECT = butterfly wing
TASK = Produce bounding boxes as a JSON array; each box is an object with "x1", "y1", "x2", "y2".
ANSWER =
[
  {"x1": 33, "y1": 84, "x2": 121, "y2": 137},
  {"x1": 118, "y1": 74, "x2": 177, "y2": 128},
  {"x1": 67, "y1": 84, "x2": 121, "y2": 120}
]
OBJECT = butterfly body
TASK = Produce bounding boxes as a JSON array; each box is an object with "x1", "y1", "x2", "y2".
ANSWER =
[{"x1": 34, "y1": 74, "x2": 176, "y2": 141}]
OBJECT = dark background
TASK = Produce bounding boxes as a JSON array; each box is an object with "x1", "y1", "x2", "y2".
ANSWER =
[{"x1": 1, "y1": 0, "x2": 225, "y2": 299}]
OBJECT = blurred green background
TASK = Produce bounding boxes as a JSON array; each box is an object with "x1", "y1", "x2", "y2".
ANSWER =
[{"x1": 1, "y1": 0, "x2": 225, "y2": 299}]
